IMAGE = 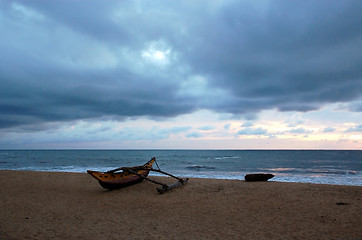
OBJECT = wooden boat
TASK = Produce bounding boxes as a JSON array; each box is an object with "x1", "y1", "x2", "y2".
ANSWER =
[
  {"x1": 245, "y1": 173, "x2": 275, "y2": 182},
  {"x1": 87, "y1": 157, "x2": 156, "y2": 190}
]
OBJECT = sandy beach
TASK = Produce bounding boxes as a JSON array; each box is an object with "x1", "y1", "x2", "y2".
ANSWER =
[{"x1": 1, "y1": 170, "x2": 361, "y2": 239}]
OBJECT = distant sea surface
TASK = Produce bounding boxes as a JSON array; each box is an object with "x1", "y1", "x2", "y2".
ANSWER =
[{"x1": 0, "y1": 150, "x2": 361, "y2": 186}]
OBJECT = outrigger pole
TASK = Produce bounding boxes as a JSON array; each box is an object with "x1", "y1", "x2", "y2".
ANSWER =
[{"x1": 122, "y1": 167, "x2": 189, "y2": 194}]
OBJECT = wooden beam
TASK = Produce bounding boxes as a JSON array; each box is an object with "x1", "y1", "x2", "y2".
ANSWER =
[{"x1": 157, "y1": 178, "x2": 189, "y2": 194}]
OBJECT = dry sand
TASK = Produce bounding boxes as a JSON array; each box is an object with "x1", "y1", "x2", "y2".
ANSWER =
[{"x1": 1, "y1": 170, "x2": 361, "y2": 239}]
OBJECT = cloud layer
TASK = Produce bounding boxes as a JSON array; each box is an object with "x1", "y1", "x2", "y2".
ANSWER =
[{"x1": 1, "y1": 0, "x2": 362, "y2": 131}]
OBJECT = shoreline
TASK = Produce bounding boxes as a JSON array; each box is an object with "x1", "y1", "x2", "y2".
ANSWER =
[
  {"x1": 1, "y1": 170, "x2": 361, "y2": 239},
  {"x1": 1, "y1": 169, "x2": 361, "y2": 187}
]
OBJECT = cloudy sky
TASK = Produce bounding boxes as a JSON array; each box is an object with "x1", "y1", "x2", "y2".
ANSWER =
[{"x1": 0, "y1": 0, "x2": 361, "y2": 149}]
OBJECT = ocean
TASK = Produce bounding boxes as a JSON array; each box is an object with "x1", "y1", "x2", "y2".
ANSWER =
[{"x1": 0, "y1": 150, "x2": 361, "y2": 186}]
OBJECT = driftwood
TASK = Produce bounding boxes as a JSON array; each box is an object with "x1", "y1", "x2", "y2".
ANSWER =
[{"x1": 245, "y1": 173, "x2": 275, "y2": 182}]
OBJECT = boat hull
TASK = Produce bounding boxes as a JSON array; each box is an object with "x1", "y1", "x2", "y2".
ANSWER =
[
  {"x1": 87, "y1": 158, "x2": 155, "y2": 190},
  {"x1": 245, "y1": 173, "x2": 275, "y2": 182},
  {"x1": 97, "y1": 170, "x2": 150, "y2": 190}
]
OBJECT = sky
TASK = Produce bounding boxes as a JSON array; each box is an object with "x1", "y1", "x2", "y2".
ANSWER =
[{"x1": 0, "y1": 0, "x2": 361, "y2": 149}]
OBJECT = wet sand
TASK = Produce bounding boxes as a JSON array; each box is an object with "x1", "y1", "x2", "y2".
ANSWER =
[{"x1": 0, "y1": 170, "x2": 361, "y2": 239}]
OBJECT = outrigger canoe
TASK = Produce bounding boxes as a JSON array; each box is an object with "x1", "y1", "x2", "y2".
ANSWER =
[
  {"x1": 87, "y1": 157, "x2": 189, "y2": 193},
  {"x1": 87, "y1": 157, "x2": 155, "y2": 190}
]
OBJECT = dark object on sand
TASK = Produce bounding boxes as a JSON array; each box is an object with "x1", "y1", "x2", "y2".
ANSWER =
[
  {"x1": 87, "y1": 157, "x2": 188, "y2": 193},
  {"x1": 245, "y1": 173, "x2": 275, "y2": 182}
]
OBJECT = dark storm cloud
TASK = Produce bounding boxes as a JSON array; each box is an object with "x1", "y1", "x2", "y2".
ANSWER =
[
  {"x1": 181, "y1": 0, "x2": 362, "y2": 114},
  {"x1": 1, "y1": 0, "x2": 361, "y2": 130}
]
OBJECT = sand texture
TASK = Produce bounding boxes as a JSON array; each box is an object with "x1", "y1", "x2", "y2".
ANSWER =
[{"x1": 1, "y1": 170, "x2": 361, "y2": 239}]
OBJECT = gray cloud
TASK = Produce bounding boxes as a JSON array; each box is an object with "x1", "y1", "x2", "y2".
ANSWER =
[
  {"x1": 289, "y1": 128, "x2": 313, "y2": 134},
  {"x1": 241, "y1": 122, "x2": 254, "y2": 127},
  {"x1": 345, "y1": 124, "x2": 362, "y2": 133},
  {"x1": 223, "y1": 123, "x2": 231, "y2": 130},
  {"x1": 323, "y1": 127, "x2": 336, "y2": 133},
  {"x1": 348, "y1": 102, "x2": 362, "y2": 112},
  {"x1": 237, "y1": 127, "x2": 268, "y2": 136},
  {"x1": 186, "y1": 132, "x2": 203, "y2": 139},
  {"x1": 198, "y1": 126, "x2": 215, "y2": 131},
  {"x1": 1, "y1": 0, "x2": 361, "y2": 131}
]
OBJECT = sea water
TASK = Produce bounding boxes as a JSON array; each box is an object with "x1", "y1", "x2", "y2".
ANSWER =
[{"x1": 0, "y1": 150, "x2": 361, "y2": 186}]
